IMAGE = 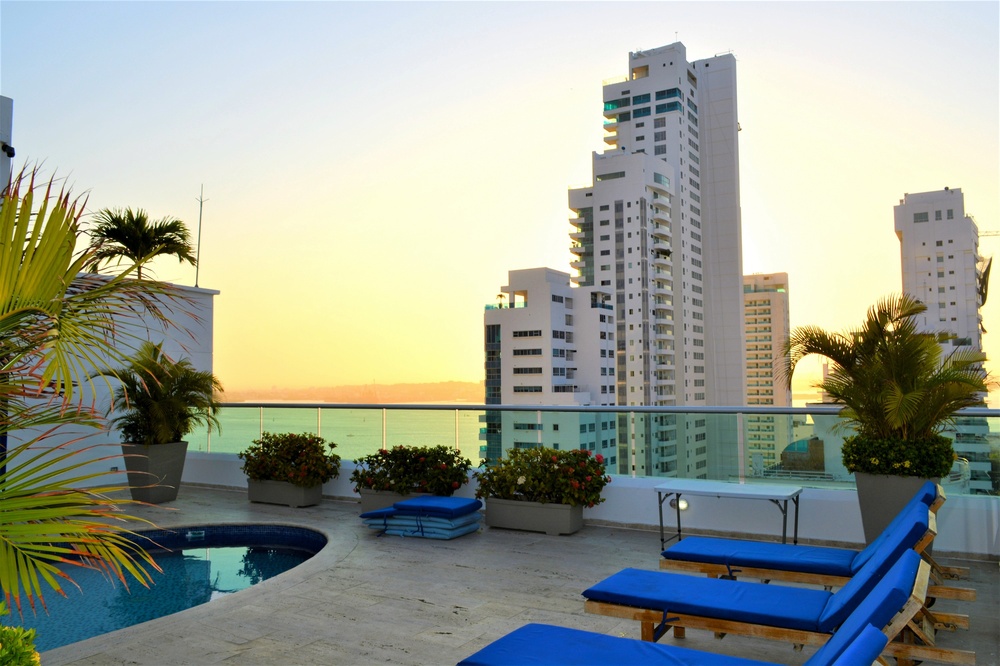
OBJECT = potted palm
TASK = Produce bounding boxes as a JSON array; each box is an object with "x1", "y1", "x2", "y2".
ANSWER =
[
  {"x1": 239, "y1": 432, "x2": 340, "y2": 508},
  {"x1": 474, "y1": 447, "x2": 612, "y2": 535},
  {"x1": 350, "y1": 445, "x2": 473, "y2": 513},
  {"x1": 104, "y1": 341, "x2": 223, "y2": 504},
  {"x1": 785, "y1": 294, "x2": 990, "y2": 542}
]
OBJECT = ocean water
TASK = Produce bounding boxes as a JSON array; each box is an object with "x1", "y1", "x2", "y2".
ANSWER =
[{"x1": 186, "y1": 406, "x2": 487, "y2": 463}]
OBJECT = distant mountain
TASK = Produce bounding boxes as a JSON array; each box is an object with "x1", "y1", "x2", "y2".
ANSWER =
[{"x1": 223, "y1": 381, "x2": 485, "y2": 404}]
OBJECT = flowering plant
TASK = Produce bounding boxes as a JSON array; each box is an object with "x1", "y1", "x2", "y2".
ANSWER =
[
  {"x1": 841, "y1": 434, "x2": 955, "y2": 479},
  {"x1": 474, "y1": 447, "x2": 611, "y2": 508},
  {"x1": 350, "y1": 445, "x2": 473, "y2": 496},
  {"x1": 239, "y1": 432, "x2": 341, "y2": 488}
]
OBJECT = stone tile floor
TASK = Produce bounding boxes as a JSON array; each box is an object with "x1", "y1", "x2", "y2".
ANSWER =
[{"x1": 43, "y1": 485, "x2": 998, "y2": 665}]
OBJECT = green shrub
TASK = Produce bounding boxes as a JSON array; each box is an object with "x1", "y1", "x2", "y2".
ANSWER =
[
  {"x1": 239, "y1": 432, "x2": 341, "y2": 488},
  {"x1": 0, "y1": 612, "x2": 40, "y2": 666},
  {"x1": 475, "y1": 447, "x2": 612, "y2": 508},
  {"x1": 350, "y1": 445, "x2": 472, "y2": 496},
  {"x1": 841, "y1": 434, "x2": 955, "y2": 479}
]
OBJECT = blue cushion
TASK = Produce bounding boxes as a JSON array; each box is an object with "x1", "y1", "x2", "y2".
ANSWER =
[
  {"x1": 850, "y1": 482, "x2": 936, "y2": 572},
  {"x1": 817, "y1": 533, "x2": 923, "y2": 633},
  {"x1": 583, "y1": 568, "x2": 831, "y2": 632},
  {"x1": 808, "y1": 550, "x2": 919, "y2": 662},
  {"x1": 663, "y1": 537, "x2": 857, "y2": 576},
  {"x1": 825, "y1": 624, "x2": 889, "y2": 666},
  {"x1": 392, "y1": 496, "x2": 483, "y2": 517},
  {"x1": 363, "y1": 512, "x2": 483, "y2": 531},
  {"x1": 381, "y1": 521, "x2": 480, "y2": 540},
  {"x1": 359, "y1": 496, "x2": 483, "y2": 520},
  {"x1": 458, "y1": 623, "x2": 784, "y2": 666}
]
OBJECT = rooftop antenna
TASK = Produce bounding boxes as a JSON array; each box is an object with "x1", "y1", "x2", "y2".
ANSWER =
[{"x1": 194, "y1": 184, "x2": 208, "y2": 287}]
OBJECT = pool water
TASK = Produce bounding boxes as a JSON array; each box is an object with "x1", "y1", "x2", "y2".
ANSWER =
[{"x1": 5, "y1": 525, "x2": 324, "y2": 652}]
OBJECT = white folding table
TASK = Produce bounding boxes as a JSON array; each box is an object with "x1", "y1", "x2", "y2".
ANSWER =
[{"x1": 655, "y1": 479, "x2": 803, "y2": 549}]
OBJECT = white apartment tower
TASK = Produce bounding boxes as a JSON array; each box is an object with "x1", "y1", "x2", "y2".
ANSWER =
[
  {"x1": 894, "y1": 188, "x2": 986, "y2": 349},
  {"x1": 482, "y1": 268, "x2": 617, "y2": 462},
  {"x1": 894, "y1": 188, "x2": 992, "y2": 493},
  {"x1": 743, "y1": 273, "x2": 793, "y2": 475},
  {"x1": 568, "y1": 43, "x2": 744, "y2": 476}
]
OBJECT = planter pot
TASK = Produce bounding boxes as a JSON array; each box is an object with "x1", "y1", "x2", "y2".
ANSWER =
[
  {"x1": 485, "y1": 498, "x2": 584, "y2": 536},
  {"x1": 248, "y1": 479, "x2": 322, "y2": 508},
  {"x1": 358, "y1": 488, "x2": 430, "y2": 514},
  {"x1": 121, "y1": 441, "x2": 188, "y2": 504},
  {"x1": 855, "y1": 473, "x2": 939, "y2": 545}
]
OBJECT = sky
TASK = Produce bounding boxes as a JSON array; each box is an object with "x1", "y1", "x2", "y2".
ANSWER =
[{"x1": 1, "y1": 1, "x2": 998, "y2": 398}]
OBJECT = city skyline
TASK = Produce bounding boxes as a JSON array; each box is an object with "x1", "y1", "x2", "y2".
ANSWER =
[{"x1": 1, "y1": 2, "x2": 997, "y2": 397}]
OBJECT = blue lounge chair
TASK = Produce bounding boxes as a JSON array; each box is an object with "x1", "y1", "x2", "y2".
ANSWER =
[
  {"x1": 458, "y1": 622, "x2": 888, "y2": 666},
  {"x1": 583, "y1": 549, "x2": 973, "y2": 665},
  {"x1": 660, "y1": 482, "x2": 972, "y2": 605},
  {"x1": 460, "y1": 547, "x2": 921, "y2": 666}
]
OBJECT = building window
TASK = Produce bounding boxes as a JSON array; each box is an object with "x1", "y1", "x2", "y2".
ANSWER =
[
  {"x1": 914, "y1": 212, "x2": 929, "y2": 223},
  {"x1": 654, "y1": 117, "x2": 666, "y2": 128},
  {"x1": 633, "y1": 107, "x2": 651, "y2": 118},
  {"x1": 947, "y1": 209, "x2": 954, "y2": 219},
  {"x1": 596, "y1": 171, "x2": 625, "y2": 181},
  {"x1": 513, "y1": 330, "x2": 542, "y2": 337},
  {"x1": 552, "y1": 295, "x2": 564, "y2": 303},
  {"x1": 513, "y1": 367, "x2": 542, "y2": 374},
  {"x1": 935, "y1": 210, "x2": 942, "y2": 221},
  {"x1": 654, "y1": 145, "x2": 666, "y2": 155},
  {"x1": 513, "y1": 348, "x2": 542, "y2": 356}
]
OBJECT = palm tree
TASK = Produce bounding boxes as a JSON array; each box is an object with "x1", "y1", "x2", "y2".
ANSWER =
[
  {"x1": 104, "y1": 341, "x2": 222, "y2": 445},
  {"x1": 1, "y1": 170, "x2": 175, "y2": 614},
  {"x1": 86, "y1": 207, "x2": 196, "y2": 279},
  {"x1": 784, "y1": 293, "x2": 989, "y2": 476}
]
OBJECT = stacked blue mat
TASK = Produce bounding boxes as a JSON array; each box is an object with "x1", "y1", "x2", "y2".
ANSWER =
[{"x1": 360, "y1": 496, "x2": 483, "y2": 540}]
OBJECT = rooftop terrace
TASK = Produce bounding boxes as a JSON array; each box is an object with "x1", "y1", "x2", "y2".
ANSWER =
[{"x1": 43, "y1": 485, "x2": 998, "y2": 666}]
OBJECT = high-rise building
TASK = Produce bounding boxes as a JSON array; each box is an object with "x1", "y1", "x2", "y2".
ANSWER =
[
  {"x1": 894, "y1": 187, "x2": 992, "y2": 493},
  {"x1": 481, "y1": 268, "x2": 617, "y2": 463},
  {"x1": 1, "y1": 96, "x2": 13, "y2": 187},
  {"x1": 743, "y1": 273, "x2": 793, "y2": 476},
  {"x1": 894, "y1": 188, "x2": 987, "y2": 350},
  {"x1": 568, "y1": 43, "x2": 744, "y2": 476},
  {"x1": 484, "y1": 42, "x2": 744, "y2": 477}
]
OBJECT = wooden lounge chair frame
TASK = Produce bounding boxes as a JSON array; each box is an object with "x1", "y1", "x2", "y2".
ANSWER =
[{"x1": 584, "y1": 560, "x2": 976, "y2": 665}]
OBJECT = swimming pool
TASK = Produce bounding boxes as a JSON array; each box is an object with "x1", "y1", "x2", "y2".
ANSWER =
[{"x1": 8, "y1": 524, "x2": 327, "y2": 652}]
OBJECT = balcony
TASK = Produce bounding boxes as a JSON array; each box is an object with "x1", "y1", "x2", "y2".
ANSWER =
[{"x1": 37, "y1": 401, "x2": 999, "y2": 663}]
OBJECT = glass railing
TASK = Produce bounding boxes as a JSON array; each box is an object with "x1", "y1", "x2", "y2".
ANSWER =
[{"x1": 187, "y1": 404, "x2": 1000, "y2": 496}]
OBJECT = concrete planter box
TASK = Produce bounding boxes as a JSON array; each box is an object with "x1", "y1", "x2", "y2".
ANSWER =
[
  {"x1": 122, "y1": 441, "x2": 188, "y2": 504},
  {"x1": 248, "y1": 479, "x2": 322, "y2": 508},
  {"x1": 855, "y1": 472, "x2": 938, "y2": 546},
  {"x1": 485, "y1": 498, "x2": 584, "y2": 536},
  {"x1": 358, "y1": 488, "x2": 430, "y2": 513}
]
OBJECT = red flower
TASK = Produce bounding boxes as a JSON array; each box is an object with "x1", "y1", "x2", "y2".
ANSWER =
[
  {"x1": 585, "y1": 476, "x2": 592, "y2": 482},
  {"x1": 595, "y1": 454, "x2": 605, "y2": 464},
  {"x1": 452, "y1": 481, "x2": 460, "y2": 489}
]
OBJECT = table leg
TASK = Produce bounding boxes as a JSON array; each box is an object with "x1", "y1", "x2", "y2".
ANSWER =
[{"x1": 792, "y1": 496, "x2": 800, "y2": 545}]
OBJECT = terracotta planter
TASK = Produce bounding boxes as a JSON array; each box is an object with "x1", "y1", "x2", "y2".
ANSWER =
[
  {"x1": 855, "y1": 472, "x2": 939, "y2": 545},
  {"x1": 248, "y1": 479, "x2": 322, "y2": 508},
  {"x1": 358, "y1": 488, "x2": 430, "y2": 514},
  {"x1": 485, "y1": 498, "x2": 584, "y2": 536},
  {"x1": 121, "y1": 441, "x2": 188, "y2": 504}
]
